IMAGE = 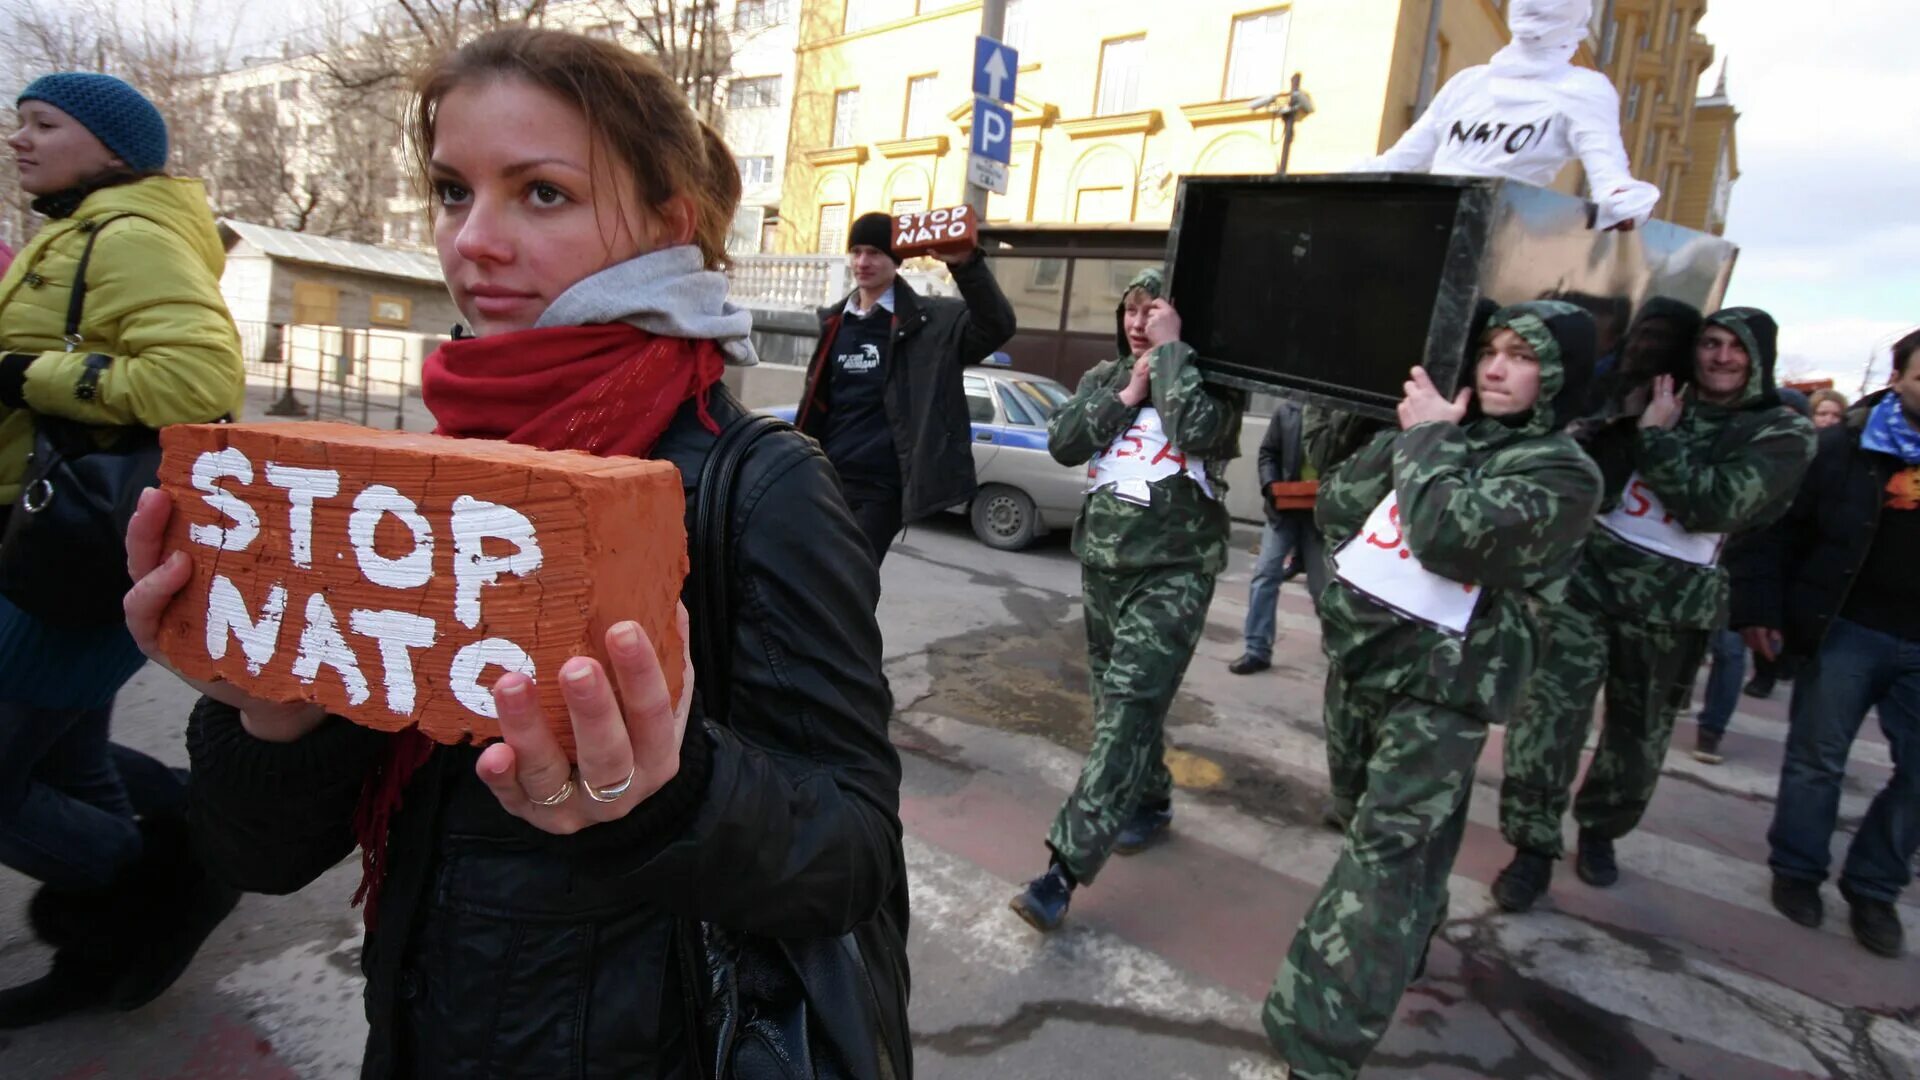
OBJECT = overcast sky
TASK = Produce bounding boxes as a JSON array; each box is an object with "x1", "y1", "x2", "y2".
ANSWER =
[{"x1": 1698, "y1": 0, "x2": 1918, "y2": 390}]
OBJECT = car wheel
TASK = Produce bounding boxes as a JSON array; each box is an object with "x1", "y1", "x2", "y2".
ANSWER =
[{"x1": 970, "y1": 484, "x2": 1039, "y2": 551}]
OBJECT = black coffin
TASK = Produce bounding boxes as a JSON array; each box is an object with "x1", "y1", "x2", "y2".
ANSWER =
[{"x1": 1162, "y1": 174, "x2": 1740, "y2": 419}]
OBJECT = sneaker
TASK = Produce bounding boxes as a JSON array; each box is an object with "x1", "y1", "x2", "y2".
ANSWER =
[
  {"x1": 1008, "y1": 863, "x2": 1074, "y2": 932},
  {"x1": 1840, "y1": 882, "x2": 1904, "y2": 957},
  {"x1": 1574, "y1": 831, "x2": 1619, "y2": 888},
  {"x1": 1743, "y1": 675, "x2": 1775, "y2": 700},
  {"x1": 1692, "y1": 728, "x2": 1725, "y2": 765},
  {"x1": 1770, "y1": 874, "x2": 1823, "y2": 928},
  {"x1": 1115, "y1": 802, "x2": 1173, "y2": 855},
  {"x1": 1492, "y1": 849, "x2": 1556, "y2": 913},
  {"x1": 1229, "y1": 654, "x2": 1272, "y2": 675}
]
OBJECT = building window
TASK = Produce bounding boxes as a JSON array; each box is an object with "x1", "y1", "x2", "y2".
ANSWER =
[
  {"x1": 369, "y1": 294, "x2": 413, "y2": 329},
  {"x1": 1665, "y1": 7, "x2": 1681, "y2": 47},
  {"x1": 1002, "y1": 0, "x2": 1030, "y2": 53},
  {"x1": 817, "y1": 203, "x2": 849, "y2": 254},
  {"x1": 727, "y1": 76, "x2": 781, "y2": 109},
  {"x1": 903, "y1": 74, "x2": 940, "y2": 138},
  {"x1": 832, "y1": 88, "x2": 861, "y2": 146},
  {"x1": 843, "y1": 0, "x2": 879, "y2": 33},
  {"x1": 1624, "y1": 83, "x2": 1641, "y2": 122},
  {"x1": 735, "y1": 0, "x2": 790, "y2": 30},
  {"x1": 1096, "y1": 37, "x2": 1146, "y2": 116},
  {"x1": 890, "y1": 197, "x2": 926, "y2": 216},
  {"x1": 278, "y1": 79, "x2": 300, "y2": 101},
  {"x1": 1224, "y1": 8, "x2": 1291, "y2": 102},
  {"x1": 737, "y1": 156, "x2": 775, "y2": 185},
  {"x1": 1601, "y1": 17, "x2": 1620, "y2": 67}
]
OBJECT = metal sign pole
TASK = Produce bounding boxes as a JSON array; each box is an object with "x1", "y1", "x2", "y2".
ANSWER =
[{"x1": 966, "y1": 0, "x2": 1009, "y2": 220}]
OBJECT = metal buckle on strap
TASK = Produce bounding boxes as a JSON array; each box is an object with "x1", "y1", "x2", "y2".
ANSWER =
[
  {"x1": 22, "y1": 478, "x2": 53, "y2": 513},
  {"x1": 63, "y1": 332, "x2": 82, "y2": 353}
]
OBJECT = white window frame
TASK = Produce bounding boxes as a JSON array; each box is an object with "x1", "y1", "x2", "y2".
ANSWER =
[
  {"x1": 903, "y1": 74, "x2": 940, "y2": 138},
  {"x1": 832, "y1": 88, "x2": 861, "y2": 147},
  {"x1": 1096, "y1": 36, "x2": 1146, "y2": 116},
  {"x1": 1224, "y1": 8, "x2": 1291, "y2": 102},
  {"x1": 817, "y1": 203, "x2": 850, "y2": 254}
]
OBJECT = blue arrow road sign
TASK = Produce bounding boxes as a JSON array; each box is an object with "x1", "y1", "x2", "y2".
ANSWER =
[
  {"x1": 973, "y1": 36, "x2": 1017, "y2": 104},
  {"x1": 970, "y1": 97, "x2": 1013, "y2": 165}
]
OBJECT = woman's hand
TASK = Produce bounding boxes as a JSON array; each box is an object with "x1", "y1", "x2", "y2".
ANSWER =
[
  {"x1": 475, "y1": 606, "x2": 695, "y2": 835},
  {"x1": 1639, "y1": 374, "x2": 1683, "y2": 430},
  {"x1": 1397, "y1": 366, "x2": 1470, "y2": 430},
  {"x1": 124, "y1": 488, "x2": 328, "y2": 742},
  {"x1": 1118, "y1": 356, "x2": 1153, "y2": 407}
]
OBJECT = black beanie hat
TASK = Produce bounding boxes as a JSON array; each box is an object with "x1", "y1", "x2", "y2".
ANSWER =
[{"x1": 848, "y1": 212, "x2": 898, "y2": 263}]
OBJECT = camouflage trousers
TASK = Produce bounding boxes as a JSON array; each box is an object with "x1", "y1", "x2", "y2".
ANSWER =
[
  {"x1": 1322, "y1": 665, "x2": 1371, "y2": 825},
  {"x1": 1499, "y1": 598, "x2": 1711, "y2": 855},
  {"x1": 1047, "y1": 564, "x2": 1215, "y2": 885},
  {"x1": 1264, "y1": 678, "x2": 1487, "y2": 1080}
]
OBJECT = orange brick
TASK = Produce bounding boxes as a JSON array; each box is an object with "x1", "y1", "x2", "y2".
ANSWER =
[
  {"x1": 891, "y1": 205, "x2": 978, "y2": 259},
  {"x1": 154, "y1": 422, "x2": 687, "y2": 759}
]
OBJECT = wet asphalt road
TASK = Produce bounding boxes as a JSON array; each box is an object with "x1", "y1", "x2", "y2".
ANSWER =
[{"x1": 1, "y1": 512, "x2": 1916, "y2": 1079}]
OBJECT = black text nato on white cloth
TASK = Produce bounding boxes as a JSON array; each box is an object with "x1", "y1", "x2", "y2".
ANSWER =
[{"x1": 1356, "y1": 0, "x2": 1661, "y2": 231}]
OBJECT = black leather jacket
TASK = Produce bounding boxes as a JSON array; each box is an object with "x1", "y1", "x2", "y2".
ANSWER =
[
  {"x1": 797, "y1": 255, "x2": 1016, "y2": 522},
  {"x1": 185, "y1": 388, "x2": 907, "y2": 1078}
]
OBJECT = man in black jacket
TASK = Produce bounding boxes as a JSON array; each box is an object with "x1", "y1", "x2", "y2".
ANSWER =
[
  {"x1": 1733, "y1": 327, "x2": 1920, "y2": 958},
  {"x1": 798, "y1": 212, "x2": 1016, "y2": 564},
  {"x1": 1230, "y1": 399, "x2": 1320, "y2": 674}
]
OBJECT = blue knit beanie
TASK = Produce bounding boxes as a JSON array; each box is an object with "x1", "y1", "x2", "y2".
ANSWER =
[{"x1": 17, "y1": 73, "x2": 169, "y2": 173}]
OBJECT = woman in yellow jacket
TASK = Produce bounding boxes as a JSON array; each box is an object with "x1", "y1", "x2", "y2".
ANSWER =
[{"x1": 0, "y1": 73, "x2": 244, "y2": 1026}]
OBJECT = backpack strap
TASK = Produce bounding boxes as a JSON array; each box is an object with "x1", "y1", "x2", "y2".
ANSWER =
[{"x1": 687, "y1": 411, "x2": 796, "y2": 728}]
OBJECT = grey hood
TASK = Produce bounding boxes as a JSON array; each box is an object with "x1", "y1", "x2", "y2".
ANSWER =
[{"x1": 534, "y1": 244, "x2": 758, "y2": 367}]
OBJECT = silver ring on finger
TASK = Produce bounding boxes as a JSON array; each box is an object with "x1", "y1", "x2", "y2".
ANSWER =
[
  {"x1": 582, "y1": 766, "x2": 637, "y2": 803},
  {"x1": 530, "y1": 777, "x2": 576, "y2": 807}
]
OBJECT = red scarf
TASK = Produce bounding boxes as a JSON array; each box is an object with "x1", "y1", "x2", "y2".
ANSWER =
[{"x1": 349, "y1": 322, "x2": 725, "y2": 924}]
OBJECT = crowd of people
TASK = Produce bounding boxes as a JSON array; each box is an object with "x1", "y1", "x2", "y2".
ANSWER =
[{"x1": 0, "y1": 11, "x2": 1911, "y2": 1080}]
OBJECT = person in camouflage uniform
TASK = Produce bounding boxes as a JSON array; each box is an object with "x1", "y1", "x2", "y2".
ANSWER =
[
  {"x1": 1007, "y1": 267, "x2": 1243, "y2": 932},
  {"x1": 1493, "y1": 306, "x2": 1818, "y2": 911},
  {"x1": 1264, "y1": 301, "x2": 1604, "y2": 1079}
]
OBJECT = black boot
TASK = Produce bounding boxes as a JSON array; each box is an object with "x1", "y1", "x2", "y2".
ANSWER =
[
  {"x1": 1575, "y1": 831, "x2": 1619, "y2": 888},
  {"x1": 1492, "y1": 849, "x2": 1556, "y2": 913},
  {"x1": 0, "y1": 947, "x2": 119, "y2": 1029},
  {"x1": 1840, "y1": 882, "x2": 1905, "y2": 958},
  {"x1": 107, "y1": 812, "x2": 242, "y2": 1011}
]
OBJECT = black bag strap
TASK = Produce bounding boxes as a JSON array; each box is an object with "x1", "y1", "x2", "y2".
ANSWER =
[
  {"x1": 63, "y1": 213, "x2": 134, "y2": 352},
  {"x1": 687, "y1": 411, "x2": 795, "y2": 728}
]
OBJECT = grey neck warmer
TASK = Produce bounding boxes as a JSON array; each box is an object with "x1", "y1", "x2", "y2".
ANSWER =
[{"x1": 534, "y1": 244, "x2": 758, "y2": 367}]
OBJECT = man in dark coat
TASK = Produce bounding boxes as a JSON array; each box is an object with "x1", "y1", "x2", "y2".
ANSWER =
[
  {"x1": 797, "y1": 212, "x2": 1016, "y2": 564},
  {"x1": 1733, "y1": 327, "x2": 1920, "y2": 958}
]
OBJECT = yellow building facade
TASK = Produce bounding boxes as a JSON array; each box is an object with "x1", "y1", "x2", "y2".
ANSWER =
[{"x1": 777, "y1": 0, "x2": 1733, "y2": 253}]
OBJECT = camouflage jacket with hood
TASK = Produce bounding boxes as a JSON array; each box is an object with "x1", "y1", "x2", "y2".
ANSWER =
[
  {"x1": 1314, "y1": 301, "x2": 1605, "y2": 721},
  {"x1": 1569, "y1": 306, "x2": 1816, "y2": 630},
  {"x1": 1047, "y1": 268, "x2": 1244, "y2": 573}
]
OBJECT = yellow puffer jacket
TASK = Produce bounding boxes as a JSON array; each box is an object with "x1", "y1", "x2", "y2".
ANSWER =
[{"x1": 0, "y1": 176, "x2": 244, "y2": 503}]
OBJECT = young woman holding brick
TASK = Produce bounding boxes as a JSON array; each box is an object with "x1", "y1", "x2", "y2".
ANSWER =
[{"x1": 121, "y1": 29, "x2": 908, "y2": 1079}]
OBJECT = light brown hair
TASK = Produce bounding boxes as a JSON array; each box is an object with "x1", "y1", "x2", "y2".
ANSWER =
[
  {"x1": 409, "y1": 28, "x2": 742, "y2": 269},
  {"x1": 1808, "y1": 388, "x2": 1848, "y2": 414}
]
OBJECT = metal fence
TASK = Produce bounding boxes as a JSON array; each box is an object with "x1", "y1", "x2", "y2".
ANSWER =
[{"x1": 237, "y1": 321, "x2": 442, "y2": 431}]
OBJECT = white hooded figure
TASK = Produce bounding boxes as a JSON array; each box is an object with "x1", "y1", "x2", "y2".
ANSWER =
[{"x1": 1357, "y1": 0, "x2": 1660, "y2": 230}]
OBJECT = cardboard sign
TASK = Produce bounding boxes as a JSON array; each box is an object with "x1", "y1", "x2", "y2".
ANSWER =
[
  {"x1": 892, "y1": 206, "x2": 978, "y2": 259},
  {"x1": 1597, "y1": 472, "x2": 1725, "y2": 566},
  {"x1": 1332, "y1": 492, "x2": 1482, "y2": 636},
  {"x1": 153, "y1": 423, "x2": 688, "y2": 758}
]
